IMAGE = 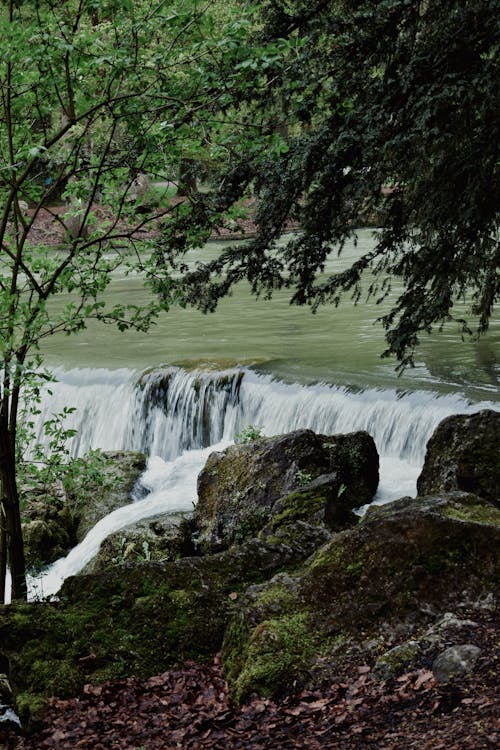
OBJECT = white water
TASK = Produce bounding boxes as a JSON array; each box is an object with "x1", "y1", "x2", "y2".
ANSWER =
[
  {"x1": 7, "y1": 365, "x2": 498, "y2": 602},
  {"x1": 27, "y1": 443, "x2": 229, "y2": 600}
]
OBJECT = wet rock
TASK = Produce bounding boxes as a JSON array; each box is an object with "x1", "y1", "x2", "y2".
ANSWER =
[
  {"x1": 417, "y1": 410, "x2": 500, "y2": 506},
  {"x1": 432, "y1": 644, "x2": 482, "y2": 683},
  {"x1": 87, "y1": 513, "x2": 196, "y2": 572},
  {"x1": 195, "y1": 429, "x2": 378, "y2": 552},
  {"x1": 74, "y1": 451, "x2": 147, "y2": 540},
  {"x1": 21, "y1": 451, "x2": 146, "y2": 570},
  {"x1": 222, "y1": 491, "x2": 500, "y2": 703}
]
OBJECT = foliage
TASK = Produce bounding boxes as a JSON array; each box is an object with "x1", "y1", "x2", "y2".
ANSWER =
[
  {"x1": 0, "y1": 0, "x2": 252, "y2": 601},
  {"x1": 157, "y1": 0, "x2": 499, "y2": 369},
  {"x1": 235, "y1": 425, "x2": 264, "y2": 444},
  {"x1": 295, "y1": 469, "x2": 312, "y2": 486}
]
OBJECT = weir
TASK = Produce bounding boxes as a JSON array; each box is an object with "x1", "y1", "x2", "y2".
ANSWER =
[
  {"x1": 16, "y1": 364, "x2": 497, "y2": 601},
  {"x1": 30, "y1": 365, "x2": 491, "y2": 465}
]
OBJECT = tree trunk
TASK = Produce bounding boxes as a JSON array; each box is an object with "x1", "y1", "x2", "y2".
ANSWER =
[
  {"x1": 3, "y1": 499, "x2": 26, "y2": 601},
  {"x1": 0, "y1": 500, "x2": 6, "y2": 603},
  {"x1": 177, "y1": 158, "x2": 198, "y2": 196},
  {"x1": 0, "y1": 420, "x2": 27, "y2": 601}
]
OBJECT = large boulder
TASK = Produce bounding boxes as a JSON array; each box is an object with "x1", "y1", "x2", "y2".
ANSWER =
[
  {"x1": 22, "y1": 451, "x2": 146, "y2": 570},
  {"x1": 222, "y1": 491, "x2": 500, "y2": 703},
  {"x1": 194, "y1": 429, "x2": 378, "y2": 552},
  {"x1": 417, "y1": 410, "x2": 500, "y2": 506}
]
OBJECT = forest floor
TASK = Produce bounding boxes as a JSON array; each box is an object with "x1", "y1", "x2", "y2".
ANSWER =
[{"x1": 2, "y1": 606, "x2": 498, "y2": 750}]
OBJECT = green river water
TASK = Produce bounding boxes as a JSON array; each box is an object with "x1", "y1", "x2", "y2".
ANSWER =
[{"x1": 40, "y1": 229, "x2": 499, "y2": 401}]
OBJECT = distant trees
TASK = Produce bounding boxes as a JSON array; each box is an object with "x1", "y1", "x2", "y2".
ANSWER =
[{"x1": 159, "y1": 0, "x2": 499, "y2": 366}]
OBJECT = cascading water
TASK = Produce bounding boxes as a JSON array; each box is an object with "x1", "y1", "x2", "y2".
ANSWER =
[
  {"x1": 31, "y1": 365, "x2": 489, "y2": 464},
  {"x1": 15, "y1": 364, "x2": 498, "y2": 601}
]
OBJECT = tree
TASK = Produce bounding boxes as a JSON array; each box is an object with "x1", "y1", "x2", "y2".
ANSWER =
[
  {"x1": 157, "y1": 0, "x2": 499, "y2": 366},
  {"x1": 0, "y1": 0, "x2": 248, "y2": 602}
]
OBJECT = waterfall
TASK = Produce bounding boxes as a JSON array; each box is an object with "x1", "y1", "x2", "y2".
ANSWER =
[
  {"x1": 14, "y1": 364, "x2": 497, "y2": 601},
  {"x1": 30, "y1": 365, "x2": 494, "y2": 465}
]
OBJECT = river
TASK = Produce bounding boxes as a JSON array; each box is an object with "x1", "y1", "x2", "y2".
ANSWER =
[{"x1": 11, "y1": 229, "x2": 500, "y2": 600}]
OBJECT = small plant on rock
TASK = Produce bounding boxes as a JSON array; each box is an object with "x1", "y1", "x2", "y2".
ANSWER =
[
  {"x1": 295, "y1": 469, "x2": 313, "y2": 487},
  {"x1": 235, "y1": 425, "x2": 264, "y2": 444}
]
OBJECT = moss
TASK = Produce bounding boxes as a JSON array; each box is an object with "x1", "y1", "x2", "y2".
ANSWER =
[
  {"x1": 1, "y1": 530, "x2": 323, "y2": 725},
  {"x1": 15, "y1": 692, "x2": 47, "y2": 727},
  {"x1": 233, "y1": 507, "x2": 270, "y2": 545},
  {"x1": 374, "y1": 641, "x2": 421, "y2": 679},
  {"x1": 443, "y1": 503, "x2": 500, "y2": 526},
  {"x1": 265, "y1": 488, "x2": 328, "y2": 531},
  {"x1": 29, "y1": 659, "x2": 81, "y2": 696},
  {"x1": 168, "y1": 588, "x2": 197, "y2": 608},
  {"x1": 228, "y1": 611, "x2": 322, "y2": 703},
  {"x1": 253, "y1": 584, "x2": 296, "y2": 612},
  {"x1": 306, "y1": 535, "x2": 346, "y2": 571}
]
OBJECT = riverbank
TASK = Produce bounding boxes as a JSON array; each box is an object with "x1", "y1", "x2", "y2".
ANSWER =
[
  {"x1": 1, "y1": 412, "x2": 499, "y2": 746},
  {"x1": 3, "y1": 603, "x2": 498, "y2": 749}
]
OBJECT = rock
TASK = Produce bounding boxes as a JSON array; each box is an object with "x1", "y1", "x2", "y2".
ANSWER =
[
  {"x1": 21, "y1": 451, "x2": 146, "y2": 571},
  {"x1": 430, "y1": 612, "x2": 478, "y2": 633},
  {"x1": 195, "y1": 429, "x2": 378, "y2": 552},
  {"x1": 74, "y1": 451, "x2": 147, "y2": 540},
  {"x1": 432, "y1": 644, "x2": 482, "y2": 683},
  {"x1": 259, "y1": 473, "x2": 359, "y2": 540},
  {"x1": 222, "y1": 491, "x2": 500, "y2": 703},
  {"x1": 417, "y1": 410, "x2": 500, "y2": 506},
  {"x1": 87, "y1": 512, "x2": 195, "y2": 572},
  {"x1": 373, "y1": 641, "x2": 421, "y2": 679}
]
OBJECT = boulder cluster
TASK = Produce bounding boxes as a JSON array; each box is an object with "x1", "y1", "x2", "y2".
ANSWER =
[{"x1": 0, "y1": 411, "x2": 498, "y2": 731}]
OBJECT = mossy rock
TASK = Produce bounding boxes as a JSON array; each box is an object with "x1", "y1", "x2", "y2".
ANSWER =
[
  {"x1": 195, "y1": 429, "x2": 378, "y2": 552},
  {"x1": 87, "y1": 512, "x2": 195, "y2": 572},
  {"x1": 73, "y1": 451, "x2": 147, "y2": 540},
  {"x1": 259, "y1": 473, "x2": 359, "y2": 539},
  {"x1": 21, "y1": 451, "x2": 146, "y2": 571},
  {"x1": 0, "y1": 518, "x2": 331, "y2": 728},
  {"x1": 417, "y1": 410, "x2": 500, "y2": 506},
  {"x1": 222, "y1": 491, "x2": 500, "y2": 703}
]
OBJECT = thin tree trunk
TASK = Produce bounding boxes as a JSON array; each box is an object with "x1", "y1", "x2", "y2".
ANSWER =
[
  {"x1": 4, "y1": 499, "x2": 26, "y2": 601},
  {"x1": 0, "y1": 419, "x2": 27, "y2": 601},
  {"x1": 177, "y1": 158, "x2": 198, "y2": 196},
  {"x1": 0, "y1": 499, "x2": 6, "y2": 603}
]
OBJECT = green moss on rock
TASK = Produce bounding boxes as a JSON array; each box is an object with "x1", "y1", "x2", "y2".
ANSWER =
[
  {"x1": 21, "y1": 451, "x2": 147, "y2": 571},
  {"x1": 195, "y1": 429, "x2": 377, "y2": 552},
  {"x1": 222, "y1": 492, "x2": 500, "y2": 703},
  {"x1": 0, "y1": 523, "x2": 333, "y2": 727},
  {"x1": 228, "y1": 611, "x2": 322, "y2": 702}
]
